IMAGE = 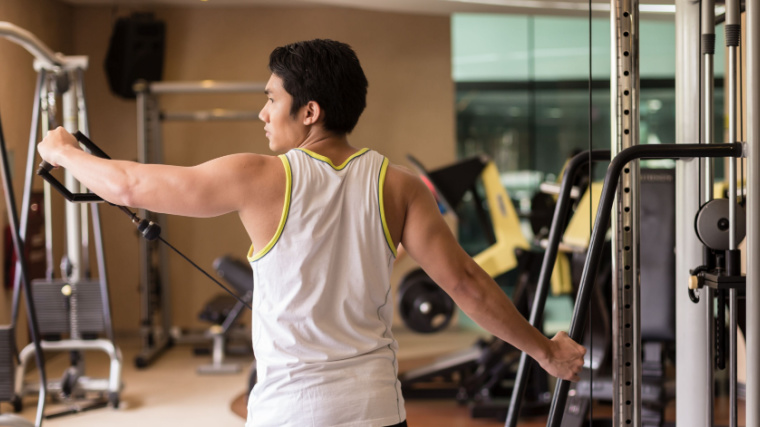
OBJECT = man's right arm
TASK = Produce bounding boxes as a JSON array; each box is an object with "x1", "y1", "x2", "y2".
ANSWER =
[
  {"x1": 38, "y1": 127, "x2": 280, "y2": 219},
  {"x1": 393, "y1": 166, "x2": 585, "y2": 382}
]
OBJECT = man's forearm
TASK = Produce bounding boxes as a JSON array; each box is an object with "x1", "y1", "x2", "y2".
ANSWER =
[
  {"x1": 448, "y1": 261, "x2": 551, "y2": 363},
  {"x1": 56, "y1": 146, "x2": 138, "y2": 206}
]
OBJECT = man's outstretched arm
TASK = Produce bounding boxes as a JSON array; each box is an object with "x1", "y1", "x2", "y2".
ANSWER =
[
  {"x1": 38, "y1": 127, "x2": 278, "y2": 218},
  {"x1": 395, "y1": 167, "x2": 585, "y2": 382}
]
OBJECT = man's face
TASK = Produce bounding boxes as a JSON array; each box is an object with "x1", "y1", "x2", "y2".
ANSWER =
[{"x1": 259, "y1": 74, "x2": 307, "y2": 152}]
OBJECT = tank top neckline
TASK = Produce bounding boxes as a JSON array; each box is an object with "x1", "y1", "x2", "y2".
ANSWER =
[{"x1": 294, "y1": 147, "x2": 370, "y2": 170}]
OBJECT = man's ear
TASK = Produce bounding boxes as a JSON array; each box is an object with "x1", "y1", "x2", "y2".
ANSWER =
[{"x1": 302, "y1": 101, "x2": 322, "y2": 126}]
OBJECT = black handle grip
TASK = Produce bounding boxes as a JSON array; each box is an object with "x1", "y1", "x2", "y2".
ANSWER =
[
  {"x1": 36, "y1": 131, "x2": 106, "y2": 203},
  {"x1": 74, "y1": 131, "x2": 111, "y2": 160},
  {"x1": 39, "y1": 160, "x2": 54, "y2": 173}
]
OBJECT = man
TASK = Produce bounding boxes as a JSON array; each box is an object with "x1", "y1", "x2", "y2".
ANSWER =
[{"x1": 39, "y1": 39, "x2": 584, "y2": 427}]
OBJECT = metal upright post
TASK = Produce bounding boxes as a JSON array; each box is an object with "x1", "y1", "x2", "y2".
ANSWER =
[
  {"x1": 701, "y1": 2, "x2": 717, "y2": 425},
  {"x1": 675, "y1": 1, "x2": 713, "y2": 426},
  {"x1": 702, "y1": 0, "x2": 716, "y2": 198},
  {"x1": 40, "y1": 78, "x2": 54, "y2": 282},
  {"x1": 149, "y1": 91, "x2": 173, "y2": 349},
  {"x1": 10, "y1": 70, "x2": 44, "y2": 329},
  {"x1": 723, "y1": 1, "x2": 741, "y2": 425},
  {"x1": 62, "y1": 71, "x2": 81, "y2": 287},
  {"x1": 75, "y1": 68, "x2": 115, "y2": 344},
  {"x1": 135, "y1": 81, "x2": 151, "y2": 356},
  {"x1": 133, "y1": 82, "x2": 170, "y2": 368},
  {"x1": 611, "y1": 0, "x2": 640, "y2": 424},
  {"x1": 744, "y1": 0, "x2": 759, "y2": 424}
]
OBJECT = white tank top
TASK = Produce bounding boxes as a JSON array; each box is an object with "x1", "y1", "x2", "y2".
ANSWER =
[{"x1": 245, "y1": 148, "x2": 405, "y2": 427}]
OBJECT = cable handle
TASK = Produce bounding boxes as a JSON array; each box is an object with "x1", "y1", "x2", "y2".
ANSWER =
[{"x1": 73, "y1": 131, "x2": 112, "y2": 160}]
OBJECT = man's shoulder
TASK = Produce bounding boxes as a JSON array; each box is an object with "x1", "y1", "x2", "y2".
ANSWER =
[
  {"x1": 205, "y1": 153, "x2": 287, "y2": 187},
  {"x1": 384, "y1": 162, "x2": 428, "y2": 201},
  {"x1": 385, "y1": 162, "x2": 416, "y2": 179},
  {"x1": 219, "y1": 152, "x2": 284, "y2": 168}
]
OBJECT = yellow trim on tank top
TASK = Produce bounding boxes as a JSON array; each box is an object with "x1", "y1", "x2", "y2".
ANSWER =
[
  {"x1": 378, "y1": 157, "x2": 398, "y2": 257},
  {"x1": 248, "y1": 154, "x2": 292, "y2": 262},
  {"x1": 294, "y1": 147, "x2": 369, "y2": 170}
]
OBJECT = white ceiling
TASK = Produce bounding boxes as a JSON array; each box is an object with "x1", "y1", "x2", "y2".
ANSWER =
[{"x1": 59, "y1": 0, "x2": 677, "y2": 18}]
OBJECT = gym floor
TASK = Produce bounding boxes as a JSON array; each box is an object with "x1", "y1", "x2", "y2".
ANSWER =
[{"x1": 5, "y1": 328, "x2": 745, "y2": 426}]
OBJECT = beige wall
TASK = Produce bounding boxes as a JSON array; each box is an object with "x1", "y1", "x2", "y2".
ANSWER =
[
  {"x1": 0, "y1": 1, "x2": 73, "y2": 331},
  {"x1": 66, "y1": 5, "x2": 455, "y2": 333}
]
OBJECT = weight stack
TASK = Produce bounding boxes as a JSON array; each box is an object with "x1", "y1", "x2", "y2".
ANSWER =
[
  {"x1": 31, "y1": 280, "x2": 105, "y2": 336},
  {"x1": 0, "y1": 326, "x2": 14, "y2": 402}
]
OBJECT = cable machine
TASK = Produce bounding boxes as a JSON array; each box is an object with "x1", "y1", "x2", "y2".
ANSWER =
[
  {"x1": 132, "y1": 80, "x2": 264, "y2": 369},
  {"x1": 503, "y1": 0, "x2": 758, "y2": 426},
  {"x1": 0, "y1": 21, "x2": 122, "y2": 421}
]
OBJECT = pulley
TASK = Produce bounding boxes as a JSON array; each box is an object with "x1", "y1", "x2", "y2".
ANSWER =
[
  {"x1": 397, "y1": 269, "x2": 455, "y2": 334},
  {"x1": 694, "y1": 198, "x2": 746, "y2": 251}
]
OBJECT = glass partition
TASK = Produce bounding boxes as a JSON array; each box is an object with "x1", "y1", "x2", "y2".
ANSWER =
[{"x1": 451, "y1": 14, "x2": 726, "y2": 253}]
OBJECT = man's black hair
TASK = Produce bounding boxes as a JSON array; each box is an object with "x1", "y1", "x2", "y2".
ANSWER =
[{"x1": 268, "y1": 39, "x2": 368, "y2": 134}]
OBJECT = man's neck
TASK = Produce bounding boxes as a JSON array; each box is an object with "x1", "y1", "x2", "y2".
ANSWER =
[{"x1": 297, "y1": 129, "x2": 351, "y2": 152}]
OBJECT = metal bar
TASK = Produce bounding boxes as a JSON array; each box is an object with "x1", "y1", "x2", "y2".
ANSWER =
[
  {"x1": 0, "y1": 21, "x2": 62, "y2": 69},
  {"x1": 0, "y1": 93, "x2": 48, "y2": 427},
  {"x1": 161, "y1": 110, "x2": 260, "y2": 122},
  {"x1": 725, "y1": 1, "x2": 741, "y2": 425},
  {"x1": 611, "y1": 0, "x2": 640, "y2": 424},
  {"x1": 135, "y1": 85, "x2": 156, "y2": 364},
  {"x1": 75, "y1": 69, "x2": 115, "y2": 344},
  {"x1": 545, "y1": 142, "x2": 743, "y2": 427},
  {"x1": 76, "y1": 69, "x2": 90, "y2": 278},
  {"x1": 675, "y1": 2, "x2": 714, "y2": 425},
  {"x1": 504, "y1": 150, "x2": 610, "y2": 427},
  {"x1": 152, "y1": 105, "x2": 174, "y2": 354},
  {"x1": 727, "y1": 4, "x2": 739, "y2": 252},
  {"x1": 146, "y1": 80, "x2": 265, "y2": 94},
  {"x1": 62, "y1": 71, "x2": 81, "y2": 284},
  {"x1": 61, "y1": 72, "x2": 82, "y2": 344},
  {"x1": 702, "y1": 0, "x2": 716, "y2": 202},
  {"x1": 699, "y1": 20, "x2": 725, "y2": 424},
  {"x1": 746, "y1": 0, "x2": 759, "y2": 424},
  {"x1": 11, "y1": 70, "x2": 44, "y2": 333},
  {"x1": 41, "y1": 78, "x2": 54, "y2": 282}
]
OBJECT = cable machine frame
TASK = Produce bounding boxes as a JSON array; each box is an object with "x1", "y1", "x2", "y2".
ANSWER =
[
  {"x1": 0, "y1": 21, "x2": 122, "y2": 424},
  {"x1": 504, "y1": 0, "x2": 758, "y2": 426}
]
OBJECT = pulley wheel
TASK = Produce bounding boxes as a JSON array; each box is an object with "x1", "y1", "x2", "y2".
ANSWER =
[
  {"x1": 695, "y1": 198, "x2": 746, "y2": 251},
  {"x1": 397, "y1": 269, "x2": 455, "y2": 334}
]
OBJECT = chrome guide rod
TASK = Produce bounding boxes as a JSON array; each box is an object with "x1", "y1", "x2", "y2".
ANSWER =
[
  {"x1": 702, "y1": 0, "x2": 715, "y2": 201},
  {"x1": 724, "y1": 0, "x2": 741, "y2": 424},
  {"x1": 702, "y1": 0, "x2": 717, "y2": 424},
  {"x1": 744, "y1": 0, "x2": 758, "y2": 424}
]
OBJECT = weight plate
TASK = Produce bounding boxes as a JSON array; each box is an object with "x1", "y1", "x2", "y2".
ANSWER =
[{"x1": 397, "y1": 269, "x2": 455, "y2": 333}]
